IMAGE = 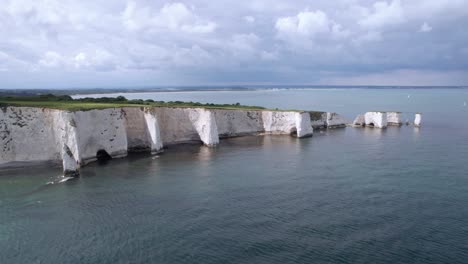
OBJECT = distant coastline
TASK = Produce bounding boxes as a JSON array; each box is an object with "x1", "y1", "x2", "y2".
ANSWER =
[{"x1": 1, "y1": 85, "x2": 467, "y2": 97}]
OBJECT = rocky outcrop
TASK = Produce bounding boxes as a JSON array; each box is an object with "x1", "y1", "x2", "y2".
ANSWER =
[
  {"x1": 262, "y1": 111, "x2": 296, "y2": 134},
  {"x1": 62, "y1": 144, "x2": 79, "y2": 177},
  {"x1": 1, "y1": 106, "x2": 326, "y2": 176},
  {"x1": 364, "y1": 112, "x2": 387, "y2": 128},
  {"x1": 124, "y1": 107, "x2": 152, "y2": 152},
  {"x1": 188, "y1": 109, "x2": 219, "y2": 147},
  {"x1": 353, "y1": 114, "x2": 365, "y2": 126},
  {"x1": 387, "y1": 112, "x2": 402, "y2": 126},
  {"x1": 214, "y1": 110, "x2": 264, "y2": 137},
  {"x1": 354, "y1": 111, "x2": 421, "y2": 128},
  {"x1": 309, "y1": 111, "x2": 348, "y2": 129},
  {"x1": 414, "y1": 113, "x2": 422, "y2": 127},
  {"x1": 143, "y1": 109, "x2": 163, "y2": 153},
  {"x1": 326, "y1": 112, "x2": 348, "y2": 128},
  {"x1": 71, "y1": 108, "x2": 128, "y2": 164},
  {"x1": 0, "y1": 107, "x2": 62, "y2": 166},
  {"x1": 56, "y1": 111, "x2": 81, "y2": 176},
  {"x1": 309, "y1": 112, "x2": 327, "y2": 128},
  {"x1": 153, "y1": 107, "x2": 219, "y2": 145},
  {"x1": 295, "y1": 112, "x2": 314, "y2": 137}
]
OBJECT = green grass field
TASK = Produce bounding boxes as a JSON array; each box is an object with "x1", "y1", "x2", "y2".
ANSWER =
[
  {"x1": 0, "y1": 94, "x2": 272, "y2": 111},
  {"x1": 0, "y1": 94, "x2": 326, "y2": 114}
]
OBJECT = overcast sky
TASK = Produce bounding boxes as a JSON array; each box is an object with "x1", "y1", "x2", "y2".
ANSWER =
[{"x1": 1, "y1": 0, "x2": 468, "y2": 88}]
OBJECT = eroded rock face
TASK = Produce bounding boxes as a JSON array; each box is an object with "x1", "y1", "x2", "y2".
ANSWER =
[
  {"x1": 308, "y1": 111, "x2": 348, "y2": 129},
  {"x1": 71, "y1": 108, "x2": 128, "y2": 165},
  {"x1": 309, "y1": 112, "x2": 327, "y2": 129},
  {"x1": 188, "y1": 109, "x2": 219, "y2": 147},
  {"x1": 0, "y1": 106, "x2": 323, "y2": 173},
  {"x1": 353, "y1": 114, "x2": 365, "y2": 126},
  {"x1": 326, "y1": 112, "x2": 348, "y2": 128},
  {"x1": 143, "y1": 108, "x2": 163, "y2": 153},
  {"x1": 295, "y1": 112, "x2": 314, "y2": 138},
  {"x1": 0, "y1": 107, "x2": 62, "y2": 166},
  {"x1": 62, "y1": 144, "x2": 79, "y2": 177},
  {"x1": 387, "y1": 112, "x2": 402, "y2": 126},
  {"x1": 262, "y1": 111, "x2": 296, "y2": 135},
  {"x1": 214, "y1": 110, "x2": 264, "y2": 137},
  {"x1": 56, "y1": 111, "x2": 80, "y2": 173},
  {"x1": 124, "y1": 107, "x2": 152, "y2": 152},
  {"x1": 364, "y1": 112, "x2": 387, "y2": 128}
]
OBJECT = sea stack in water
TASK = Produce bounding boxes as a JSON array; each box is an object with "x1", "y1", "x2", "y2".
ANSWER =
[
  {"x1": 364, "y1": 112, "x2": 387, "y2": 128},
  {"x1": 326, "y1": 112, "x2": 348, "y2": 128},
  {"x1": 414, "y1": 113, "x2": 422, "y2": 127},
  {"x1": 295, "y1": 112, "x2": 314, "y2": 138},
  {"x1": 353, "y1": 114, "x2": 365, "y2": 126},
  {"x1": 387, "y1": 112, "x2": 402, "y2": 126}
]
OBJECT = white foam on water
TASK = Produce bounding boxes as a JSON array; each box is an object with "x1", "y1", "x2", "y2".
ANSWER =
[
  {"x1": 46, "y1": 175, "x2": 75, "y2": 185},
  {"x1": 58, "y1": 176, "x2": 74, "y2": 183}
]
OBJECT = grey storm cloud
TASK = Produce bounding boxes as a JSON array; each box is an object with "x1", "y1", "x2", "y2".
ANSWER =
[{"x1": 0, "y1": 0, "x2": 468, "y2": 88}]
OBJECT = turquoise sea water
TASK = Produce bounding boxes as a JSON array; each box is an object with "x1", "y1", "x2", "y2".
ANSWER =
[{"x1": 2, "y1": 88, "x2": 468, "y2": 263}]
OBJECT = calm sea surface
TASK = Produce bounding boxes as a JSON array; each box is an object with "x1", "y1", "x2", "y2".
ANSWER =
[{"x1": 2, "y1": 88, "x2": 468, "y2": 263}]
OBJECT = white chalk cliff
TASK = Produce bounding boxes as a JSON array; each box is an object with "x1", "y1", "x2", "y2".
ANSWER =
[
  {"x1": 326, "y1": 112, "x2": 348, "y2": 128},
  {"x1": 386, "y1": 112, "x2": 402, "y2": 126},
  {"x1": 364, "y1": 112, "x2": 388, "y2": 128},
  {"x1": 309, "y1": 111, "x2": 347, "y2": 128},
  {"x1": 353, "y1": 111, "x2": 422, "y2": 128},
  {"x1": 353, "y1": 114, "x2": 365, "y2": 126},
  {"x1": 1, "y1": 106, "x2": 335, "y2": 176}
]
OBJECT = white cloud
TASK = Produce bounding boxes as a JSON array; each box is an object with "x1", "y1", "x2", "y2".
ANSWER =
[
  {"x1": 0, "y1": 0, "x2": 467, "y2": 87},
  {"x1": 172, "y1": 45, "x2": 214, "y2": 66},
  {"x1": 243, "y1": 16, "x2": 255, "y2": 23},
  {"x1": 4, "y1": 0, "x2": 64, "y2": 25},
  {"x1": 231, "y1": 33, "x2": 260, "y2": 50},
  {"x1": 419, "y1": 22, "x2": 432, "y2": 32},
  {"x1": 353, "y1": 31, "x2": 383, "y2": 44},
  {"x1": 331, "y1": 23, "x2": 351, "y2": 39},
  {"x1": 274, "y1": 9, "x2": 351, "y2": 51},
  {"x1": 406, "y1": 0, "x2": 468, "y2": 19},
  {"x1": 122, "y1": 2, "x2": 217, "y2": 34},
  {"x1": 260, "y1": 51, "x2": 278, "y2": 61},
  {"x1": 0, "y1": 50, "x2": 34, "y2": 71},
  {"x1": 225, "y1": 33, "x2": 263, "y2": 60},
  {"x1": 358, "y1": 0, "x2": 405, "y2": 29},
  {"x1": 73, "y1": 49, "x2": 116, "y2": 71},
  {"x1": 276, "y1": 10, "x2": 330, "y2": 37},
  {"x1": 39, "y1": 51, "x2": 66, "y2": 67}
]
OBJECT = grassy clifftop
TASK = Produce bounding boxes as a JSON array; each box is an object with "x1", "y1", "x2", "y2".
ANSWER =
[{"x1": 0, "y1": 94, "x2": 268, "y2": 111}]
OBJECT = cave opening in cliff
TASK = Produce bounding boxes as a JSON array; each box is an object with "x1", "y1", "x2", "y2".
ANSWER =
[
  {"x1": 368, "y1": 123, "x2": 375, "y2": 127},
  {"x1": 289, "y1": 127, "x2": 297, "y2": 137},
  {"x1": 96, "y1": 149, "x2": 112, "y2": 163}
]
